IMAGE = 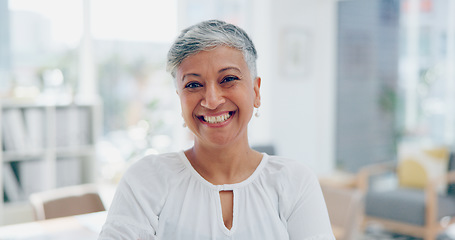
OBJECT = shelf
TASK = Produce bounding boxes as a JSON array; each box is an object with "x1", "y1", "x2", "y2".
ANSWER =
[
  {"x1": 1, "y1": 98, "x2": 99, "y2": 108},
  {"x1": 2, "y1": 150, "x2": 47, "y2": 162},
  {"x1": 0, "y1": 101, "x2": 102, "y2": 225},
  {"x1": 56, "y1": 146, "x2": 96, "y2": 157},
  {"x1": 2, "y1": 146, "x2": 96, "y2": 162}
]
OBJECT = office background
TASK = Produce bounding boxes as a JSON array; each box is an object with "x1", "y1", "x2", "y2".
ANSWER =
[{"x1": 1, "y1": 0, "x2": 455, "y2": 238}]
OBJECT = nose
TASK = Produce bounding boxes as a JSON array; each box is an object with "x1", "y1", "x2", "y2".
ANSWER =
[{"x1": 201, "y1": 85, "x2": 225, "y2": 110}]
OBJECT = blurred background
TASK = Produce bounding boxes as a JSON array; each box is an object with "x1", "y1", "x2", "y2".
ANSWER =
[{"x1": 0, "y1": 0, "x2": 455, "y2": 239}]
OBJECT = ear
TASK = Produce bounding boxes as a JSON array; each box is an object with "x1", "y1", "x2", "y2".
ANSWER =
[{"x1": 253, "y1": 77, "x2": 261, "y2": 108}]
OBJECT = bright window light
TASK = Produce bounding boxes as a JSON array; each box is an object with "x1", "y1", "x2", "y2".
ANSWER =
[
  {"x1": 8, "y1": 0, "x2": 83, "y2": 48},
  {"x1": 90, "y1": 0, "x2": 178, "y2": 42}
]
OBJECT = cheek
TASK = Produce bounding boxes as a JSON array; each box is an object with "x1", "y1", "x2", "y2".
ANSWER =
[
  {"x1": 179, "y1": 96, "x2": 189, "y2": 112},
  {"x1": 242, "y1": 86, "x2": 257, "y2": 104},
  {"x1": 179, "y1": 94, "x2": 197, "y2": 115}
]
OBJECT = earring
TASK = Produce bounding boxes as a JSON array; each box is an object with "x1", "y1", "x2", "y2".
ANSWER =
[{"x1": 255, "y1": 108, "x2": 260, "y2": 118}]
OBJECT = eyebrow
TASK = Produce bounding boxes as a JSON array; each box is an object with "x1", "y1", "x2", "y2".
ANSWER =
[
  {"x1": 219, "y1": 66, "x2": 242, "y2": 74},
  {"x1": 181, "y1": 73, "x2": 201, "y2": 81},
  {"x1": 181, "y1": 66, "x2": 242, "y2": 82}
]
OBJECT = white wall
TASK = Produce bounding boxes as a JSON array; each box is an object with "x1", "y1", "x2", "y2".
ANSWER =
[
  {"x1": 247, "y1": 0, "x2": 274, "y2": 147},
  {"x1": 248, "y1": 0, "x2": 337, "y2": 174}
]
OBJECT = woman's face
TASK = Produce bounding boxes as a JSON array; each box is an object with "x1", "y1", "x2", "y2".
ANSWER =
[{"x1": 176, "y1": 46, "x2": 261, "y2": 148}]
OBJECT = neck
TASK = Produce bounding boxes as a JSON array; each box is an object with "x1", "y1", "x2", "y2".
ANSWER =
[{"x1": 185, "y1": 140, "x2": 262, "y2": 185}]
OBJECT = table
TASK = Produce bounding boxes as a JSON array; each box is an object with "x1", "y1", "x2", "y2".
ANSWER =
[{"x1": 0, "y1": 211, "x2": 107, "y2": 240}]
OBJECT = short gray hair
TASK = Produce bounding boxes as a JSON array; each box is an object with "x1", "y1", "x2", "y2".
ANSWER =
[{"x1": 166, "y1": 20, "x2": 258, "y2": 81}]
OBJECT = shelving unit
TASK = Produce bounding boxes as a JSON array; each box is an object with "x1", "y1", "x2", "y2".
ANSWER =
[{"x1": 0, "y1": 99, "x2": 102, "y2": 225}]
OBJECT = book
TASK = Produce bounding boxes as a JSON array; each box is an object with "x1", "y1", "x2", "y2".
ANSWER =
[
  {"x1": 24, "y1": 108, "x2": 45, "y2": 151},
  {"x1": 56, "y1": 107, "x2": 70, "y2": 148},
  {"x1": 1, "y1": 110, "x2": 16, "y2": 151},
  {"x1": 56, "y1": 158, "x2": 81, "y2": 187},
  {"x1": 77, "y1": 107, "x2": 92, "y2": 145},
  {"x1": 2, "y1": 109, "x2": 29, "y2": 151},
  {"x1": 67, "y1": 106, "x2": 80, "y2": 147},
  {"x1": 19, "y1": 159, "x2": 47, "y2": 197},
  {"x1": 3, "y1": 163, "x2": 25, "y2": 202}
]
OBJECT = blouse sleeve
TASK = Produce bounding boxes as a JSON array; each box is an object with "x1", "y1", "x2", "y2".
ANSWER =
[
  {"x1": 98, "y1": 177, "x2": 158, "y2": 240},
  {"x1": 284, "y1": 163, "x2": 335, "y2": 240},
  {"x1": 98, "y1": 160, "x2": 163, "y2": 240}
]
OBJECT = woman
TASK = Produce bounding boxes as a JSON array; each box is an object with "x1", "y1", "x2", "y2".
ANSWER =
[{"x1": 99, "y1": 20, "x2": 334, "y2": 240}]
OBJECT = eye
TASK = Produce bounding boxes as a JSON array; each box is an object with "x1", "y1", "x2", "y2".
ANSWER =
[
  {"x1": 221, "y1": 76, "x2": 239, "y2": 84},
  {"x1": 185, "y1": 81, "x2": 203, "y2": 89}
]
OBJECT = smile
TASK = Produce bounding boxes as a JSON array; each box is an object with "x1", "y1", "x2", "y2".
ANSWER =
[{"x1": 200, "y1": 112, "x2": 233, "y2": 124}]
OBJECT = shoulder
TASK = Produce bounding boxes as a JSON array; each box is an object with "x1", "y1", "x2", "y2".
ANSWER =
[
  {"x1": 101, "y1": 153, "x2": 186, "y2": 238},
  {"x1": 122, "y1": 152, "x2": 187, "y2": 187},
  {"x1": 125, "y1": 152, "x2": 184, "y2": 175},
  {"x1": 112, "y1": 152, "x2": 188, "y2": 213},
  {"x1": 264, "y1": 155, "x2": 318, "y2": 184},
  {"x1": 266, "y1": 156, "x2": 328, "y2": 224},
  {"x1": 262, "y1": 155, "x2": 321, "y2": 205}
]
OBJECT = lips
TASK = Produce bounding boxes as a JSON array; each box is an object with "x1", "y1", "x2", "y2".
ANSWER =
[{"x1": 198, "y1": 111, "x2": 234, "y2": 124}]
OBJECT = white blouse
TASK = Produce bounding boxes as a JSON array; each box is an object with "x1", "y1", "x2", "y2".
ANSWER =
[{"x1": 98, "y1": 151, "x2": 335, "y2": 240}]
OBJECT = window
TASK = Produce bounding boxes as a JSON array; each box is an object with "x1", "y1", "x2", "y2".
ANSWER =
[
  {"x1": 399, "y1": 0, "x2": 455, "y2": 144},
  {"x1": 2, "y1": 0, "x2": 83, "y2": 100},
  {"x1": 335, "y1": 0, "x2": 455, "y2": 171},
  {"x1": 1, "y1": 0, "x2": 251, "y2": 178}
]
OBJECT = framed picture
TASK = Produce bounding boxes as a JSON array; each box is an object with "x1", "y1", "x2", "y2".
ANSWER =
[{"x1": 280, "y1": 28, "x2": 311, "y2": 78}]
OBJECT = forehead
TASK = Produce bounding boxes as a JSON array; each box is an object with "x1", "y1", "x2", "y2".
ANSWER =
[{"x1": 177, "y1": 46, "x2": 248, "y2": 78}]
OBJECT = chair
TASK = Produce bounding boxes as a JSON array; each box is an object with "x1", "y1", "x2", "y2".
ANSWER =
[
  {"x1": 320, "y1": 184, "x2": 364, "y2": 240},
  {"x1": 252, "y1": 144, "x2": 276, "y2": 155},
  {"x1": 358, "y1": 151, "x2": 455, "y2": 240},
  {"x1": 29, "y1": 184, "x2": 105, "y2": 220}
]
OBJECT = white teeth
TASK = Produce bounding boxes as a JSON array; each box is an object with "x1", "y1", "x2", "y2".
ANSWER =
[{"x1": 204, "y1": 112, "x2": 231, "y2": 124}]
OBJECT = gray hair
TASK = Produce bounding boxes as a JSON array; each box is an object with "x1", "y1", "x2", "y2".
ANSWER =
[{"x1": 166, "y1": 20, "x2": 258, "y2": 82}]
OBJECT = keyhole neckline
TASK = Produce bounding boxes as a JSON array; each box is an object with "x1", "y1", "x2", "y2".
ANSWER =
[{"x1": 178, "y1": 151, "x2": 268, "y2": 191}]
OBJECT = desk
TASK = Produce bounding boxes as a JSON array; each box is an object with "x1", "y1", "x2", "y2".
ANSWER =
[{"x1": 0, "y1": 211, "x2": 106, "y2": 240}]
